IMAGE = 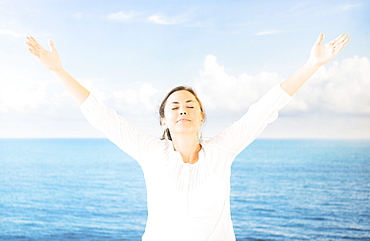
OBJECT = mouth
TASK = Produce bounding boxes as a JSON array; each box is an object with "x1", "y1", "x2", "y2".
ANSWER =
[{"x1": 177, "y1": 118, "x2": 191, "y2": 123}]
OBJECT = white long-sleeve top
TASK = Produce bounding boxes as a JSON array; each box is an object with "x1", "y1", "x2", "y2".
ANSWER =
[{"x1": 79, "y1": 84, "x2": 291, "y2": 241}]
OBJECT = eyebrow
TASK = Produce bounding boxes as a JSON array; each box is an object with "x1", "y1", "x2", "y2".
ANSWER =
[{"x1": 170, "y1": 100, "x2": 194, "y2": 104}]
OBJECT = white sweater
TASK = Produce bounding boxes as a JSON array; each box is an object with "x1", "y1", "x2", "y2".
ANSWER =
[{"x1": 80, "y1": 84, "x2": 291, "y2": 241}]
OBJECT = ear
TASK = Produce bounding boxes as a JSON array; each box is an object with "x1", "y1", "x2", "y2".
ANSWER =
[
  {"x1": 200, "y1": 113, "x2": 205, "y2": 125},
  {"x1": 160, "y1": 118, "x2": 167, "y2": 128}
]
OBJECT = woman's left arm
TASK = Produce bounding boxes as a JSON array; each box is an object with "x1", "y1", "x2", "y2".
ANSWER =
[{"x1": 281, "y1": 33, "x2": 350, "y2": 96}]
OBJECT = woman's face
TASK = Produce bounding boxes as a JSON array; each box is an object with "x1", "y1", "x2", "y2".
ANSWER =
[{"x1": 161, "y1": 90, "x2": 204, "y2": 137}]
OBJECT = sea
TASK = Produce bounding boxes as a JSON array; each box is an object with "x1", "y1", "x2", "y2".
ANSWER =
[{"x1": 0, "y1": 138, "x2": 369, "y2": 241}]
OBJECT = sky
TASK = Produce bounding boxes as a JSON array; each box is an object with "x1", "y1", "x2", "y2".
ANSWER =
[{"x1": 0, "y1": 0, "x2": 369, "y2": 139}]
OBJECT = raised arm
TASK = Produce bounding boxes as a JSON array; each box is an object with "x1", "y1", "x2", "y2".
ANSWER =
[
  {"x1": 25, "y1": 36, "x2": 90, "y2": 104},
  {"x1": 280, "y1": 33, "x2": 350, "y2": 96}
]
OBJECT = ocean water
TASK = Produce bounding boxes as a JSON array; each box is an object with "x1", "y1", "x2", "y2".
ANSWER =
[{"x1": 0, "y1": 138, "x2": 369, "y2": 240}]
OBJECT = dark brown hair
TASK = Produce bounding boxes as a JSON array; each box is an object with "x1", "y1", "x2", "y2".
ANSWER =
[{"x1": 159, "y1": 86, "x2": 205, "y2": 140}]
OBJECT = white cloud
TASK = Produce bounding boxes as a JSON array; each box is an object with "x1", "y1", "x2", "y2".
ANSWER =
[
  {"x1": 148, "y1": 14, "x2": 185, "y2": 25},
  {"x1": 193, "y1": 55, "x2": 283, "y2": 113},
  {"x1": 106, "y1": 10, "x2": 189, "y2": 25},
  {"x1": 0, "y1": 77, "x2": 81, "y2": 119},
  {"x1": 288, "y1": 56, "x2": 370, "y2": 115},
  {"x1": 0, "y1": 64, "x2": 47, "y2": 112},
  {"x1": 111, "y1": 83, "x2": 160, "y2": 115},
  {"x1": 0, "y1": 29, "x2": 23, "y2": 38},
  {"x1": 315, "y1": 3, "x2": 362, "y2": 16},
  {"x1": 290, "y1": 2, "x2": 310, "y2": 11},
  {"x1": 79, "y1": 78, "x2": 107, "y2": 101},
  {"x1": 341, "y1": 3, "x2": 361, "y2": 10},
  {"x1": 0, "y1": 81, "x2": 48, "y2": 112},
  {"x1": 107, "y1": 11, "x2": 142, "y2": 21},
  {"x1": 193, "y1": 55, "x2": 370, "y2": 117},
  {"x1": 2, "y1": 55, "x2": 369, "y2": 138},
  {"x1": 253, "y1": 30, "x2": 282, "y2": 36},
  {"x1": 138, "y1": 83, "x2": 160, "y2": 111},
  {"x1": 3, "y1": 55, "x2": 368, "y2": 118}
]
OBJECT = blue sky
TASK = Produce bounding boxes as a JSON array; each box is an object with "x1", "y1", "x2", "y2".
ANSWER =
[{"x1": 0, "y1": 0, "x2": 369, "y2": 138}]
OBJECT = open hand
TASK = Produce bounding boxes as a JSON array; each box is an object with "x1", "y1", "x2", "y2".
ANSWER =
[
  {"x1": 25, "y1": 36, "x2": 62, "y2": 71},
  {"x1": 309, "y1": 33, "x2": 350, "y2": 66}
]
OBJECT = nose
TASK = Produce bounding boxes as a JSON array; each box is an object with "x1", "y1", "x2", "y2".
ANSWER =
[{"x1": 179, "y1": 108, "x2": 187, "y2": 115}]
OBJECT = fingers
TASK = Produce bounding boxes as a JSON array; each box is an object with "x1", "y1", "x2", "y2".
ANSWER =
[
  {"x1": 328, "y1": 35, "x2": 341, "y2": 45},
  {"x1": 331, "y1": 34, "x2": 349, "y2": 53},
  {"x1": 316, "y1": 33, "x2": 349, "y2": 50},
  {"x1": 25, "y1": 36, "x2": 44, "y2": 51},
  {"x1": 25, "y1": 37, "x2": 40, "y2": 57},
  {"x1": 329, "y1": 34, "x2": 349, "y2": 46},
  {"x1": 25, "y1": 36, "x2": 57, "y2": 58},
  {"x1": 25, "y1": 36, "x2": 42, "y2": 58},
  {"x1": 336, "y1": 34, "x2": 349, "y2": 45},
  {"x1": 315, "y1": 33, "x2": 324, "y2": 45},
  {"x1": 333, "y1": 38, "x2": 350, "y2": 55},
  {"x1": 27, "y1": 46, "x2": 39, "y2": 57}
]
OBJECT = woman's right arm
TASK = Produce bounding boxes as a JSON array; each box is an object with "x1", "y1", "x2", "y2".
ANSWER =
[
  {"x1": 26, "y1": 36, "x2": 161, "y2": 163},
  {"x1": 25, "y1": 36, "x2": 90, "y2": 105}
]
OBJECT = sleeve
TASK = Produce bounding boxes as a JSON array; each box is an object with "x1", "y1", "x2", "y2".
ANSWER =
[
  {"x1": 79, "y1": 93, "x2": 161, "y2": 164},
  {"x1": 208, "y1": 84, "x2": 292, "y2": 155}
]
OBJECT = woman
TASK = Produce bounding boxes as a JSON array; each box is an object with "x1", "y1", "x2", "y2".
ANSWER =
[{"x1": 25, "y1": 33, "x2": 349, "y2": 240}]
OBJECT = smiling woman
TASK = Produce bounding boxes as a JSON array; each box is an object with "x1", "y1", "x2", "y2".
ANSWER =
[
  {"x1": 158, "y1": 86, "x2": 205, "y2": 141},
  {"x1": 25, "y1": 33, "x2": 350, "y2": 241}
]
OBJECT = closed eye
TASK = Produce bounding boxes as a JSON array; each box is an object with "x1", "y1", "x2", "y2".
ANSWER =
[
  {"x1": 172, "y1": 107, "x2": 179, "y2": 110},
  {"x1": 187, "y1": 106, "x2": 194, "y2": 108}
]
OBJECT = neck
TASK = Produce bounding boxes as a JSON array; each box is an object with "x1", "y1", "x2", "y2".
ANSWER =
[{"x1": 171, "y1": 133, "x2": 201, "y2": 164}]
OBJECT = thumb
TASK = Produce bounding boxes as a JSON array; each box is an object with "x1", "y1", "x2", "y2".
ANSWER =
[
  {"x1": 48, "y1": 39, "x2": 57, "y2": 52},
  {"x1": 315, "y1": 33, "x2": 324, "y2": 46}
]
